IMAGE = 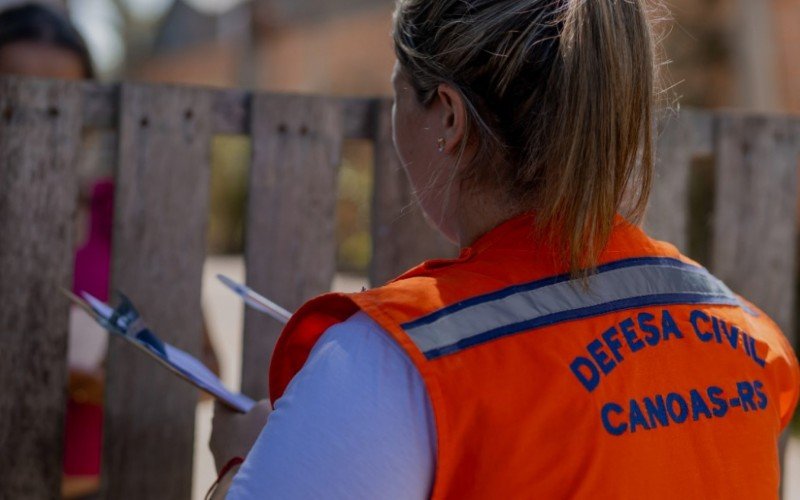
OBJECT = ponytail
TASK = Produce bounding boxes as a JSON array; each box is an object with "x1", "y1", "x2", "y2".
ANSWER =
[{"x1": 539, "y1": 0, "x2": 655, "y2": 273}]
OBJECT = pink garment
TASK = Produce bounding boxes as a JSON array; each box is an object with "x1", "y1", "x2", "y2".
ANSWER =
[
  {"x1": 72, "y1": 178, "x2": 114, "y2": 301},
  {"x1": 63, "y1": 399, "x2": 104, "y2": 476},
  {"x1": 65, "y1": 178, "x2": 114, "y2": 477}
]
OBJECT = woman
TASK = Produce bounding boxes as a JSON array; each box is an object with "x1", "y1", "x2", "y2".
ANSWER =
[{"x1": 210, "y1": 0, "x2": 800, "y2": 498}]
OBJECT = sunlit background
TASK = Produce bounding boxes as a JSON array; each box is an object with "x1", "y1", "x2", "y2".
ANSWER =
[{"x1": 0, "y1": 0, "x2": 796, "y2": 110}]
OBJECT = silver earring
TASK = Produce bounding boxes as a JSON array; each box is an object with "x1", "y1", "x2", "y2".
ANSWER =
[{"x1": 436, "y1": 137, "x2": 446, "y2": 152}]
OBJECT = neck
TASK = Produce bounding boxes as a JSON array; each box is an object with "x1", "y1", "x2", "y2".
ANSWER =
[{"x1": 456, "y1": 188, "x2": 522, "y2": 248}]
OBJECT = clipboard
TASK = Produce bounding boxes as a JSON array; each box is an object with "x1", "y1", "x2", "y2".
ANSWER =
[{"x1": 65, "y1": 290, "x2": 255, "y2": 413}]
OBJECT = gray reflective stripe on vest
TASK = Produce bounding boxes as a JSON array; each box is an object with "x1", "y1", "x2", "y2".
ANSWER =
[{"x1": 402, "y1": 258, "x2": 743, "y2": 360}]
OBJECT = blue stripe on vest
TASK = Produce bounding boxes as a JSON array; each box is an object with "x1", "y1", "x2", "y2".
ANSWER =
[{"x1": 399, "y1": 257, "x2": 748, "y2": 360}]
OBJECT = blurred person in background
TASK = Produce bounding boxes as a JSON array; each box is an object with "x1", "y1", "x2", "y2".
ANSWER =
[
  {"x1": 209, "y1": 0, "x2": 799, "y2": 498},
  {"x1": 0, "y1": 4, "x2": 220, "y2": 498},
  {"x1": 0, "y1": 3, "x2": 93, "y2": 80}
]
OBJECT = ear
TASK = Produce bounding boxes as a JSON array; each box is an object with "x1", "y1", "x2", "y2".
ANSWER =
[{"x1": 435, "y1": 83, "x2": 467, "y2": 155}]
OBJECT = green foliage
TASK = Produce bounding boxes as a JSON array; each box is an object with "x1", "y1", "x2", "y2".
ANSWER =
[
  {"x1": 207, "y1": 135, "x2": 250, "y2": 254},
  {"x1": 336, "y1": 141, "x2": 374, "y2": 273}
]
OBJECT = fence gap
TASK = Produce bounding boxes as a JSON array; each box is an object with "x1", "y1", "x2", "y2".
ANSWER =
[
  {"x1": 102, "y1": 83, "x2": 214, "y2": 499},
  {"x1": 208, "y1": 135, "x2": 252, "y2": 255},
  {"x1": 190, "y1": 133, "x2": 253, "y2": 498},
  {"x1": 686, "y1": 155, "x2": 716, "y2": 266},
  {"x1": 203, "y1": 132, "x2": 252, "y2": 392},
  {"x1": 335, "y1": 138, "x2": 374, "y2": 283}
]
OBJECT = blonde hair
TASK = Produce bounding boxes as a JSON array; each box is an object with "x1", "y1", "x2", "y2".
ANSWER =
[{"x1": 393, "y1": 0, "x2": 662, "y2": 274}]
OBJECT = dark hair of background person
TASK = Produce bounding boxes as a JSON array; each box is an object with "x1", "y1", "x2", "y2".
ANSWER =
[{"x1": 0, "y1": 3, "x2": 94, "y2": 78}]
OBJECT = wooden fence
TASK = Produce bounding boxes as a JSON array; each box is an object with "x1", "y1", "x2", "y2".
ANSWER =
[{"x1": 0, "y1": 76, "x2": 798, "y2": 498}]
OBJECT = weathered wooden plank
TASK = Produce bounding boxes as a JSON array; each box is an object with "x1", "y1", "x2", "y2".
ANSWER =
[
  {"x1": 368, "y1": 99, "x2": 457, "y2": 287},
  {"x1": 101, "y1": 83, "x2": 213, "y2": 499},
  {"x1": 82, "y1": 83, "x2": 375, "y2": 140},
  {"x1": 712, "y1": 114, "x2": 799, "y2": 337},
  {"x1": 0, "y1": 78, "x2": 81, "y2": 497},
  {"x1": 646, "y1": 110, "x2": 705, "y2": 250},
  {"x1": 241, "y1": 95, "x2": 344, "y2": 399}
]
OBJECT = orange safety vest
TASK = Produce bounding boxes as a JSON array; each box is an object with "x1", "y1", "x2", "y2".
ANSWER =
[{"x1": 270, "y1": 214, "x2": 800, "y2": 499}]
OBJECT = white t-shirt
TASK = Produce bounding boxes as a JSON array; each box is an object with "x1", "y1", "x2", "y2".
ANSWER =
[{"x1": 228, "y1": 312, "x2": 437, "y2": 499}]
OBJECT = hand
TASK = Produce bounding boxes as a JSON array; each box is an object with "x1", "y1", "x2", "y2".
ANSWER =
[{"x1": 210, "y1": 399, "x2": 272, "y2": 472}]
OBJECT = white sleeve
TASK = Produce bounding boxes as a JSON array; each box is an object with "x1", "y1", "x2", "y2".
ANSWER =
[{"x1": 227, "y1": 312, "x2": 437, "y2": 499}]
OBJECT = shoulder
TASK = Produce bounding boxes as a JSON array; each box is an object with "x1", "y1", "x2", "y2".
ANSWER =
[
  {"x1": 307, "y1": 311, "x2": 411, "y2": 365},
  {"x1": 282, "y1": 311, "x2": 433, "y2": 413}
]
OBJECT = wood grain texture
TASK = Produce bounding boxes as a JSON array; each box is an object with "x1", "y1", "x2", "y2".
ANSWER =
[
  {"x1": 368, "y1": 98, "x2": 457, "y2": 287},
  {"x1": 646, "y1": 110, "x2": 713, "y2": 251},
  {"x1": 241, "y1": 94, "x2": 343, "y2": 400},
  {"x1": 101, "y1": 83, "x2": 213, "y2": 499},
  {"x1": 712, "y1": 114, "x2": 799, "y2": 338},
  {"x1": 82, "y1": 82, "x2": 376, "y2": 140},
  {"x1": 0, "y1": 78, "x2": 81, "y2": 498}
]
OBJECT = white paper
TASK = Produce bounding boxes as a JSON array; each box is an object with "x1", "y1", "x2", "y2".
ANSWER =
[
  {"x1": 163, "y1": 344, "x2": 255, "y2": 413},
  {"x1": 217, "y1": 274, "x2": 292, "y2": 324}
]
